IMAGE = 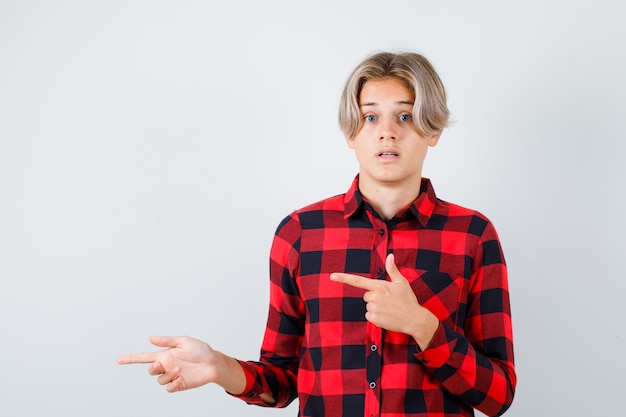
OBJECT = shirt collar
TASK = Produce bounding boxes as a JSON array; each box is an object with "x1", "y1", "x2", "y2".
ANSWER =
[{"x1": 343, "y1": 175, "x2": 438, "y2": 227}]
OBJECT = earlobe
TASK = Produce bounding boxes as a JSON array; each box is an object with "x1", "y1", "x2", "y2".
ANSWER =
[
  {"x1": 428, "y1": 134, "x2": 441, "y2": 147},
  {"x1": 346, "y1": 136, "x2": 356, "y2": 149}
]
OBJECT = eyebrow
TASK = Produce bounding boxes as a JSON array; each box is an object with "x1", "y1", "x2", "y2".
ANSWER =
[{"x1": 360, "y1": 100, "x2": 415, "y2": 107}]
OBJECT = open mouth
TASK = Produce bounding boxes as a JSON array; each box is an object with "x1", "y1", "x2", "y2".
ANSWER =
[{"x1": 379, "y1": 151, "x2": 398, "y2": 157}]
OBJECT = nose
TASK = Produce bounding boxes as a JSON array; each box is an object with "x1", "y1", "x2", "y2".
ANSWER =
[{"x1": 378, "y1": 115, "x2": 397, "y2": 141}]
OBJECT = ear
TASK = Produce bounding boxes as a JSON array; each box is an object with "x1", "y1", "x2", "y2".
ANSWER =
[
  {"x1": 345, "y1": 135, "x2": 356, "y2": 149},
  {"x1": 427, "y1": 133, "x2": 441, "y2": 147}
]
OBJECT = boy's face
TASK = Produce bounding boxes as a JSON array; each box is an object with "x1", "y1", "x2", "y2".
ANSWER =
[{"x1": 346, "y1": 77, "x2": 440, "y2": 191}]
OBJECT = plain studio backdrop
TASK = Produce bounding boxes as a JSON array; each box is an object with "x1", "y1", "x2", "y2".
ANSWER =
[{"x1": 1, "y1": 1, "x2": 624, "y2": 416}]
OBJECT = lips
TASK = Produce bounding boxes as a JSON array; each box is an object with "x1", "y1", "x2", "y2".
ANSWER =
[{"x1": 378, "y1": 148, "x2": 399, "y2": 159}]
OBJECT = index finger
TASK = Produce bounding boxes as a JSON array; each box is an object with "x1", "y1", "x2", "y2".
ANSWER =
[
  {"x1": 117, "y1": 351, "x2": 159, "y2": 365},
  {"x1": 330, "y1": 272, "x2": 378, "y2": 290}
]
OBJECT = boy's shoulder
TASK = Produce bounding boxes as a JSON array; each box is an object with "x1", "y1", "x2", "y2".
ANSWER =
[
  {"x1": 432, "y1": 198, "x2": 499, "y2": 238},
  {"x1": 435, "y1": 197, "x2": 486, "y2": 218},
  {"x1": 274, "y1": 193, "x2": 347, "y2": 235}
]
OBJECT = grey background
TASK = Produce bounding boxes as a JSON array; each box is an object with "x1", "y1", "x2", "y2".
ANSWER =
[{"x1": 1, "y1": 1, "x2": 624, "y2": 416}]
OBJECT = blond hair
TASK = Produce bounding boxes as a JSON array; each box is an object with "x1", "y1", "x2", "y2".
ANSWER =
[{"x1": 338, "y1": 52, "x2": 450, "y2": 139}]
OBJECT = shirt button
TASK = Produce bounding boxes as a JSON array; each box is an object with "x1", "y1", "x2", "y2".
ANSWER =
[
  {"x1": 376, "y1": 268, "x2": 383, "y2": 277},
  {"x1": 379, "y1": 229, "x2": 385, "y2": 236},
  {"x1": 370, "y1": 344, "x2": 377, "y2": 352},
  {"x1": 369, "y1": 382, "x2": 376, "y2": 389}
]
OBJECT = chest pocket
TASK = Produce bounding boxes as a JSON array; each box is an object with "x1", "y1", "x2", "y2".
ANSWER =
[{"x1": 409, "y1": 270, "x2": 467, "y2": 333}]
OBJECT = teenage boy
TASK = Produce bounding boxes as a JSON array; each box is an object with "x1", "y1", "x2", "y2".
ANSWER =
[{"x1": 118, "y1": 51, "x2": 516, "y2": 417}]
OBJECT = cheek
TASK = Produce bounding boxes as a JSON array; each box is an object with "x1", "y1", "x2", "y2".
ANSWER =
[{"x1": 352, "y1": 143, "x2": 373, "y2": 160}]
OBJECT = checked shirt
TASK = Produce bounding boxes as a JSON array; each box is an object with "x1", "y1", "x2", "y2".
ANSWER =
[{"x1": 234, "y1": 177, "x2": 516, "y2": 417}]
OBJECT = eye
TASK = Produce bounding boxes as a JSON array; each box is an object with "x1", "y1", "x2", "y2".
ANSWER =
[
  {"x1": 399, "y1": 113, "x2": 412, "y2": 122},
  {"x1": 364, "y1": 114, "x2": 377, "y2": 123}
]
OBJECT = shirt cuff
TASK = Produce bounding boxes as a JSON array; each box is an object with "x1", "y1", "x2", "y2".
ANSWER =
[
  {"x1": 226, "y1": 360, "x2": 267, "y2": 405},
  {"x1": 415, "y1": 322, "x2": 457, "y2": 369}
]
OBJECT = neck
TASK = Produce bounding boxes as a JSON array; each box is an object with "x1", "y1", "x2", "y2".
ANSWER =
[{"x1": 358, "y1": 177, "x2": 423, "y2": 221}]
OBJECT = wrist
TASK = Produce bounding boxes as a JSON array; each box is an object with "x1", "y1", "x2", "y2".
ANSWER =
[
  {"x1": 411, "y1": 308, "x2": 439, "y2": 351},
  {"x1": 213, "y1": 350, "x2": 247, "y2": 395}
]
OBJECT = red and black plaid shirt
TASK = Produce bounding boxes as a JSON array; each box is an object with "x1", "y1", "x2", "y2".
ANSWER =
[{"x1": 234, "y1": 177, "x2": 516, "y2": 417}]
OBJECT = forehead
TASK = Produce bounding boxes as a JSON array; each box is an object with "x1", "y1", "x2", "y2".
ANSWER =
[{"x1": 359, "y1": 77, "x2": 415, "y2": 104}]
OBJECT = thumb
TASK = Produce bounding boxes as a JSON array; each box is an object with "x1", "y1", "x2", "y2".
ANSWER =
[
  {"x1": 385, "y1": 253, "x2": 405, "y2": 283},
  {"x1": 149, "y1": 335, "x2": 181, "y2": 349}
]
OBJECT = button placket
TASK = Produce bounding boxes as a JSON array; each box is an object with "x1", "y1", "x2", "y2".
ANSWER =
[{"x1": 365, "y1": 216, "x2": 388, "y2": 417}]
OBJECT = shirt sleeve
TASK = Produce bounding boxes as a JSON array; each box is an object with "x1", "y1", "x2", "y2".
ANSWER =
[
  {"x1": 415, "y1": 218, "x2": 516, "y2": 417},
  {"x1": 229, "y1": 213, "x2": 305, "y2": 408}
]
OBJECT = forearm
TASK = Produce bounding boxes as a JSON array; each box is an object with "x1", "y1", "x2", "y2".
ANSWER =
[
  {"x1": 407, "y1": 306, "x2": 440, "y2": 351},
  {"x1": 214, "y1": 352, "x2": 277, "y2": 404},
  {"x1": 213, "y1": 351, "x2": 247, "y2": 395},
  {"x1": 230, "y1": 355, "x2": 299, "y2": 407}
]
